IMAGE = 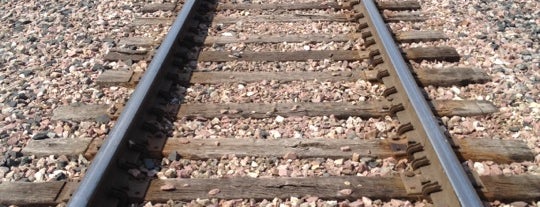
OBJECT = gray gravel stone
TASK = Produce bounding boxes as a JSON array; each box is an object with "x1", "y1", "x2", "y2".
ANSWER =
[
  {"x1": 168, "y1": 151, "x2": 180, "y2": 161},
  {"x1": 31, "y1": 131, "x2": 50, "y2": 140}
]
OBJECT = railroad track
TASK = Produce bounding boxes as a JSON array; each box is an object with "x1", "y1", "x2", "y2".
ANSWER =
[{"x1": 1, "y1": 0, "x2": 538, "y2": 206}]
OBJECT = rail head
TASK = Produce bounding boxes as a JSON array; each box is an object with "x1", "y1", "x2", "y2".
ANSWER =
[
  {"x1": 357, "y1": 0, "x2": 483, "y2": 206},
  {"x1": 67, "y1": 0, "x2": 200, "y2": 206}
]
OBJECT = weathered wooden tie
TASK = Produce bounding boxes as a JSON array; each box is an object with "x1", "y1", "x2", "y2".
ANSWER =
[
  {"x1": 394, "y1": 30, "x2": 448, "y2": 43},
  {"x1": 212, "y1": 12, "x2": 427, "y2": 25},
  {"x1": 98, "y1": 66, "x2": 488, "y2": 88},
  {"x1": 140, "y1": 3, "x2": 176, "y2": 13},
  {"x1": 177, "y1": 100, "x2": 496, "y2": 119},
  {"x1": 131, "y1": 17, "x2": 173, "y2": 26},
  {"x1": 410, "y1": 67, "x2": 490, "y2": 86},
  {"x1": 215, "y1": 0, "x2": 420, "y2": 11},
  {"x1": 1, "y1": 175, "x2": 537, "y2": 206},
  {"x1": 404, "y1": 46, "x2": 460, "y2": 62},
  {"x1": 204, "y1": 33, "x2": 362, "y2": 45},
  {"x1": 212, "y1": 14, "x2": 352, "y2": 25},
  {"x1": 186, "y1": 70, "x2": 362, "y2": 84},
  {"x1": 119, "y1": 37, "x2": 158, "y2": 47},
  {"x1": 185, "y1": 67, "x2": 488, "y2": 86},
  {"x1": 52, "y1": 104, "x2": 110, "y2": 122},
  {"x1": 121, "y1": 30, "x2": 446, "y2": 48},
  {"x1": 203, "y1": 30, "x2": 447, "y2": 45},
  {"x1": 198, "y1": 50, "x2": 368, "y2": 62},
  {"x1": 161, "y1": 138, "x2": 534, "y2": 163},
  {"x1": 383, "y1": 12, "x2": 427, "y2": 22},
  {"x1": 96, "y1": 70, "x2": 142, "y2": 87},
  {"x1": 22, "y1": 138, "x2": 92, "y2": 158},
  {"x1": 198, "y1": 47, "x2": 459, "y2": 62},
  {"x1": 216, "y1": 2, "x2": 343, "y2": 11},
  {"x1": 145, "y1": 175, "x2": 540, "y2": 202},
  {"x1": 0, "y1": 181, "x2": 78, "y2": 206},
  {"x1": 131, "y1": 11, "x2": 426, "y2": 27},
  {"x1": 103, "y1": 51, "x2": 149, "y2": 61},
  {"x1": 376, "y1": 0, "x2": 421, "y2": 11}
]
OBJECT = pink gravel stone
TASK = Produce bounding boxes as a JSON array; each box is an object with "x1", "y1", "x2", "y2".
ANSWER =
[
  {"x1": 340, "y1": 146, "x2": 351, "y2": 152},
  {"x1": 349, "y1": 200, "x2": 364, "y2": 207},
  {"x1": 278, "y1": 165, "x2": 289, "y2": 177},
  {"x1": 390, "y1": 199, "x2": 404, "y2": 206},
  {"x1": 208, "y1": 188, "x2": 220, "y2": 195},
  {"x1": 338, "y1": 189, "x2": 352, "y2": 196},
  {"x1": 11, "y1": 147, "x2": 22, "y2": 153},
  {"x1": 160, "y1": 184, "x2": 176, "y2": 191},
  {"x1": 283, "y1": 152, "x2": 297, "y2": 160},
  {"x1": 305, "y1": 196, "x2": 319, "y2": 203}
]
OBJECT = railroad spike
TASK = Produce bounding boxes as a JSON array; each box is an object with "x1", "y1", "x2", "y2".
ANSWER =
[
  {"x1": 406, "y1": 141, "x2": 424, "y2": 155},
  {"x1": 362, "y1": 31, "x2": 372, "y2": 39},
  {"x1": 376, "y1": 69, "x2": 390, "y2": 80},
  {"x1": 364, "y1": 37, "x2": 376, "y2": 47},
  {"x1": 342, "y1": 0, "x2": 360, "y2": 9},
  {"x1": 411, "y1": 155, "x2": 430, "y2": 169},
  {"x1": 397, "y1": 122, "x2": 414, "y2": 135},
  {"x1": 346, "y1": 13, "x2": 364, "y2": 21},
  {"x1": 382, "y1": 86, "x2": 397, "y2": 97},
  {"x1": 421, "y1": 181, "x2": 442, "y2": 196},
  {"x1": 357, "y1": 21, "x2": 369, "y2": 30},
  {"x1": 389, "y1": 103, "x2": 405, "y2": 115},
  {"x1": 368, "y1": 49, "x2": 380, "y2": 58},
  {"x1": 370, "y1": 55, "x2": 384, "y2": 66}
]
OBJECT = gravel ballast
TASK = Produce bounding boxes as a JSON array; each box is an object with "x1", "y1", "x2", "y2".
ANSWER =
[{"x1": 0, "y1": 0, "x2": 166, "y2": 182}]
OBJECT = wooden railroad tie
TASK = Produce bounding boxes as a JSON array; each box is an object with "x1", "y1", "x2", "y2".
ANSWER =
[
  {"x1": 176, "y1": 101, "x2": 497, "y2": 119},
  {"x1": 202, "y1": 30, "x2": 448, "y2": 45},
  {"x1": 130, "y1": 11, "x2": 427, "y2": 27},
  {"x1": 1, "y1": 174, "x2": 538, "y2": 206},
  {"x1": 160, "y1": 138, "x2": 534, "y2": 163},
  {"x1": 97, "y1": 66, "x2": 490, "y2": 89},
  {"x1": 196, "y1": 47, "x2": 459, "y2": 62},
  {"x1": 215, "y1": 0, "x2": 421, "y2": 11}
]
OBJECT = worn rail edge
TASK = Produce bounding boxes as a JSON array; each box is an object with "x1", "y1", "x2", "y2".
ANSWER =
[{"x1": 67, "y1": 0, "x2": 200, "y2": 206}]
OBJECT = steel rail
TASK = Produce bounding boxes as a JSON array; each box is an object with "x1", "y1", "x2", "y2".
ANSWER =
[
  {"x1": 361, "y1": 0, "x2": 483, "y2": 206},
  {"x1": 67, "y1": 0, "x2": 199, "y2": 206}
]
